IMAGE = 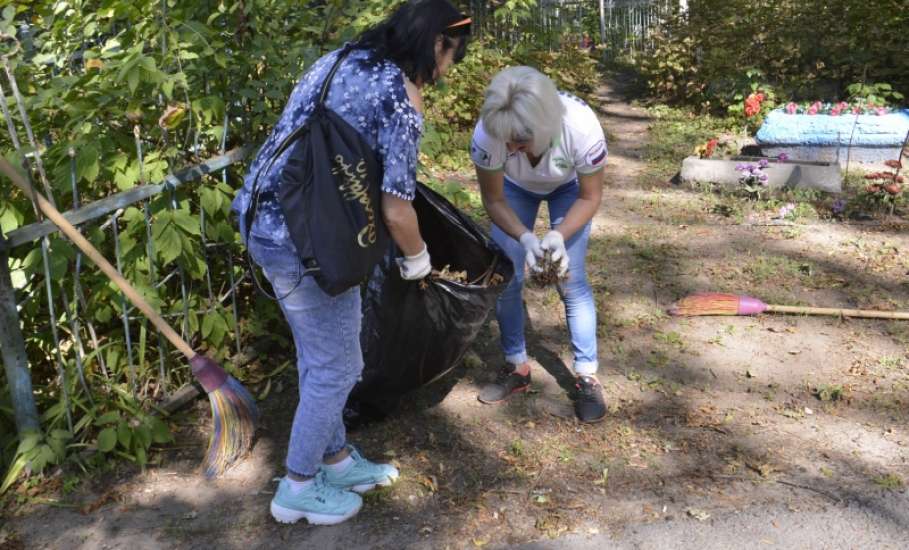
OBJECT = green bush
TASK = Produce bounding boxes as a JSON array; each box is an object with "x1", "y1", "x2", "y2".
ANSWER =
[
  {"x1": 640, "y1": 0, "x2": 909, "y2": 114},
  {"x1": 424, "y1": 41, "x2": 601, "y2": 133}
]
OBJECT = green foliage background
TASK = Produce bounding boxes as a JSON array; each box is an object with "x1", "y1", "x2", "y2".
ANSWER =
[
  {"x1": 638, "y1": 0, "x2": 909, "y2": 112},
  {"x1": 0, "y1": 0, "x2": 601, "y2": 492}
]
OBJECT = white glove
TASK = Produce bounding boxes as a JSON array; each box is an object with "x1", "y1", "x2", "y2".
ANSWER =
[
  {"x1": 396, "y1": 243, "x2": 432, "y2": 280},
  {"x1": 519, "y1": 232, "x2": 544, "y2": 272},
  {"x1": 540, "y1": 230, "x2": 569, "y2": 276}
]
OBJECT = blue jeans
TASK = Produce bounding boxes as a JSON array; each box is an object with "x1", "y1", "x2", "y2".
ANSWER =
[
  {"x1": 491, "y1": 179, "x2": 598, "y2": 376},
  {"x1": 247, "y1": 235, "x2": 363, "y2": 477}
]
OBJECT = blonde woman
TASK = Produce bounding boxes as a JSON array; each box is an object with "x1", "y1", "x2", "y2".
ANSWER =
[{"x1": 471, "y1": 66, "x2": 607, "y2": 423}]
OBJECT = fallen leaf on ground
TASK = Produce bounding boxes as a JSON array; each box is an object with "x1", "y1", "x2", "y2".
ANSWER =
[
  {"x1": 687, "y1": 508, "x2": 711, "y2": 521},
  {"x1": 80, "y1": 487, "x2": 120, "y2": 515}
]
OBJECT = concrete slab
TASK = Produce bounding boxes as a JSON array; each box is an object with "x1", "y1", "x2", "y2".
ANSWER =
[{"x1": 679, "y1": 156, "x2": 842, "y2": 193}]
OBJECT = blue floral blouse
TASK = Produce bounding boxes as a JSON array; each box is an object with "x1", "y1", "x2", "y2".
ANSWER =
[{"x1": 232, "y1": 46, "x2": 423, "y2": 247}]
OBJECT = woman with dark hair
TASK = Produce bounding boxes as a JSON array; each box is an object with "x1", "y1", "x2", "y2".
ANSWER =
[{"x1": 232, "y1": 0, "x2": 470, "y2": 526}]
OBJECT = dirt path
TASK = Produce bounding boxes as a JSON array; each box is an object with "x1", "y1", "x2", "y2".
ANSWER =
[{"x1": 4, "y1": 77, "x2": 909, "y2": 550}]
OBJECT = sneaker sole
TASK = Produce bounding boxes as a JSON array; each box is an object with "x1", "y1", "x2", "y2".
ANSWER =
[
  {"x1": 350, "y1": 471, "x2": 399, "y2": 494},
  {"x1": 577, "y1": 412, "x2": 607, "y2": 424},
  {"x1": 270, "y1": 501, "x2": 362, "y2": 526},
  {"x1": 477, "y1": 384, "x2": 530, "y2": 404}
]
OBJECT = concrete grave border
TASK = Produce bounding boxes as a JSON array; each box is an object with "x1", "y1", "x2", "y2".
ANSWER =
[{"x1": 679, "y1": 156, "x2": 842, "y2": 194}]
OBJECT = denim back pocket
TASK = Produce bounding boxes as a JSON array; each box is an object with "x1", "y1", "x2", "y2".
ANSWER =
[{"x1": 247, "y1": 235, "x2": 303, "y2": 281}]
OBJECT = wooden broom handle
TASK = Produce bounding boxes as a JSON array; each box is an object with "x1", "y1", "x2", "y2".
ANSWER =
[
  {"x1": 767, "y1": 304, "x2": 909, "y2": 320},
  {"x1": 1, "y1": 157, "x2": 196, "y2": 359}
]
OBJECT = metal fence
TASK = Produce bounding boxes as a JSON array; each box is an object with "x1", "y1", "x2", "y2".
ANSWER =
[
  {"x1": 597, "y1": 0, "x2": 678, "y2": 59},
  {"x1": 0, "y1": 50, "x2": 251, "y2": 434},
  {"x1": 467, "y1": 0, "x2": 677, "y2": 57}
]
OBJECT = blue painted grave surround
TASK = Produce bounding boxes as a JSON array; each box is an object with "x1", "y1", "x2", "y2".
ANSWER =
[{"x1": 757, "y1": 108, "x2": 909, "y2": 166}]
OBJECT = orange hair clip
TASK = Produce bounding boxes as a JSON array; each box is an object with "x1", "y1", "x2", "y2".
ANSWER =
[{"x1": 446, "y1": 17, "x2": 472, "y2": 29}]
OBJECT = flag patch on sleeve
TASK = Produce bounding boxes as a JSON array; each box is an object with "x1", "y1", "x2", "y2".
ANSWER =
[
  {"x1": 585, "y1": 140, "x2": 607, "y2": 166},
  {"x1": 470, "y1": 140, "x2": 492, "y2": 168}
]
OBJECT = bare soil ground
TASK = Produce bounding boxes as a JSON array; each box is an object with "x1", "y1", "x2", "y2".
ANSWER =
[{"x1": 3, "y1": 76, "x2": 909, "y2": 550}]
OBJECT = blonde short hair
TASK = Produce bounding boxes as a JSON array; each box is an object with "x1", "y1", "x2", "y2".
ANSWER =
[{"x1": 480, "y1": 66, "x2": 565, "y2": 156}]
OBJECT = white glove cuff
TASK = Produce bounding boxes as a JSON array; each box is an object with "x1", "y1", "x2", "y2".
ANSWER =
[{"x1": 519, "y1": 232, "x2": 537, "y2": 248}]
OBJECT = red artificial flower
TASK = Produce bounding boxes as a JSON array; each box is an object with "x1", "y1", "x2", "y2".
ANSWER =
[
  {"x1": 705, "y1": 138, "x2": 718, "y2": 157},
  {"x1": 883, "y1": 183, "x2": 902, "y2": 195},
  {"x1": 744, "y1": 93, "x2": 764, "y2": 117},
  {"x1": 884, "y1": 159, "x2": 902, "y2": 169}
]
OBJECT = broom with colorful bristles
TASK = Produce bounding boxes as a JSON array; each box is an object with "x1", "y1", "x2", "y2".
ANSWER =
[
  {"x1": 1, "y1": 157, "x2": 257, "y2": 478},
  {"x1": 669, "y1": 293, "x2": 909, "y2": 320}
]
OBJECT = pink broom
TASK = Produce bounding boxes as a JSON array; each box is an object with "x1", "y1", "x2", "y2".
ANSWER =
[{"x1": 669, "y1": 293, "x2": 909, "y2": 320}]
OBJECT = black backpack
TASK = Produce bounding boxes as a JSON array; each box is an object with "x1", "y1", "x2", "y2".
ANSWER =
[{"x1": 245, "y1": 44, "x2": 390, "y2": 296}]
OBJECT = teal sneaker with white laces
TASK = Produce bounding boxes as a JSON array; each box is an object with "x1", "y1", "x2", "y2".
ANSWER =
[
  {"x1": 322, "y1": 446, "x2": 400, "y2": 494},
  {"x1": 269, "y1": 472, "x2": 362, "y2": 525}
]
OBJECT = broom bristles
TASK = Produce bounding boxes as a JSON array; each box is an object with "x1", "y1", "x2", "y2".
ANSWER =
[
  {"x1": 669, "y1": 293, "x2": 742, "y2": 316},
  {"x1": 202, "y1": 376, "x2": 258, "y2": 478}
]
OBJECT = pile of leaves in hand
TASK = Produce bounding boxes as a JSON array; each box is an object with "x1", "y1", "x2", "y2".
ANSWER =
[{"x1": 529, "y1": 251, "x2": 568, "y2": 288}]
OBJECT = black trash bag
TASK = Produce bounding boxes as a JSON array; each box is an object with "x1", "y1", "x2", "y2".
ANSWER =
[{"x1": 346, "y1": 182, "x2": 514, "y2": 425}]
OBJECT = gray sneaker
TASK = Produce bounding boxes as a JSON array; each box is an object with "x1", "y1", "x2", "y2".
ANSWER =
[
  {"x1": 478, "y1": 364, "x2": 531, "y2": 403},
  {"x1": 574, "y1": 375, "x2": 607, "y2": 423}
]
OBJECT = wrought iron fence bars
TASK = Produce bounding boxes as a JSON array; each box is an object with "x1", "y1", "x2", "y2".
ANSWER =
[{"x1": 2, "y1": 59, "x2": 74, "y2": 432}]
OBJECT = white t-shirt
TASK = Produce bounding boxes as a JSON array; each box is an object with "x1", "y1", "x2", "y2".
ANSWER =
[{"x1": 470, "y1": 92, "x2": 607, "y2": 194}]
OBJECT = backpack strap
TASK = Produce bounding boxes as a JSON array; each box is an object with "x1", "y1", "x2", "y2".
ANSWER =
[
  {"x1": 317, "y1": 42, "x2": 354, "y2": 107},
  {"x1": 244, "y1": 43, "x2": 356, "y2": 242}
]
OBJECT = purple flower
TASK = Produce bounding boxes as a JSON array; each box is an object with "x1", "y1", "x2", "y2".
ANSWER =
[
  {"x1": 759, "y1": 159, "x2": 769, "y2": 168},
  {"x1": 777, "y1": 153, "x2": 789, "y2": 161},
  {"x1": 831, "y1": 199, "x2": 846, "y2": 214},
  {"x1": 759, "y1": 174, "x2": 769, "y2": 182},
  {"x1": 735, "y1": 164, "x2": 747, "y2": 171}
]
